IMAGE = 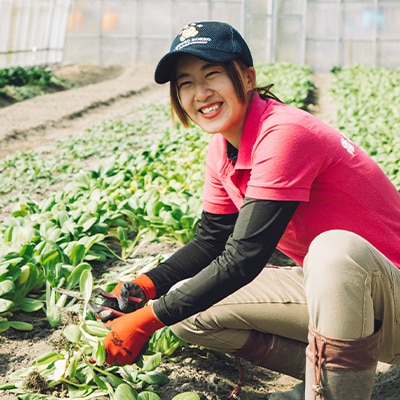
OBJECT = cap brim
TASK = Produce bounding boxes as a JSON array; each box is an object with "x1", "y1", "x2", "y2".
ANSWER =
[{"x1": 154, "y1": 48, "x2": 236, "y2": 84}]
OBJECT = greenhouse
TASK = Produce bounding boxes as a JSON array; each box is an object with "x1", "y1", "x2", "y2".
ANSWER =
[{"x1": 1, "y1": 0, "x2": 399, "y2": 71}]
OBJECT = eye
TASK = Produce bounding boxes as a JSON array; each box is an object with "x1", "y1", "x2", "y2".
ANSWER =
[
  {"x1": 206, "y1": 69, "x2": 222, "y2": 78},
  {"x1": 177, "y1": 80, "x2": 192, "y2": 90}
]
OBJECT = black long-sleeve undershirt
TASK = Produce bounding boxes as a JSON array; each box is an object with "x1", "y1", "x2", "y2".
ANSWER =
[
  {"x1": 146, "y1": 210, "x2": 237, "y2": 296},
  {"x1": 148, "y1": 198, "x2": 299, "y2": 326}
]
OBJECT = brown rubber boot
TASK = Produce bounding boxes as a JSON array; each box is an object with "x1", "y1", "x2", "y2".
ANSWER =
[
  {"x1": 233, "y1": 330, "x2": 307, "y2": 380},
  {"x1": 305, "y1": 324, "x2": 381, "y2": 400}
]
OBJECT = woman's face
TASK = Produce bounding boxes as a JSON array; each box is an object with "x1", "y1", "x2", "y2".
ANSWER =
[{"x1": 175, "y1": 54, "x2": 255, "y2": 146}]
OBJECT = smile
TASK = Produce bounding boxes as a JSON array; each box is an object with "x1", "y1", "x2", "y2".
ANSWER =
[{"x1": 201, "y1": 103, "x2": 221, "y2": 115}]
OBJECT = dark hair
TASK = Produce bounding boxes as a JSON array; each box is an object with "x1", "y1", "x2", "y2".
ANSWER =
[{"x1": 170, "y1": 58, "x2": 282, "y2": 127}]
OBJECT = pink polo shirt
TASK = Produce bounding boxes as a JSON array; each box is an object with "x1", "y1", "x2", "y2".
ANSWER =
[{"x1": 203, "y1": 94, "x2": 400, "y2": 268}]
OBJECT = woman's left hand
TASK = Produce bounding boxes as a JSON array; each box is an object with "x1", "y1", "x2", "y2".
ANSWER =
[{"x1": 103, "y1": 305, "x2": 164, "y2": 365}]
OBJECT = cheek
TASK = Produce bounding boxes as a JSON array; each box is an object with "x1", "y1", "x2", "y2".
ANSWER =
[
  {"x1": 177, "y1": 91, "x2": 192, "y2": 113},
  {"x1": 229, "y1": 97, "x2": 246, "y2": 116}
]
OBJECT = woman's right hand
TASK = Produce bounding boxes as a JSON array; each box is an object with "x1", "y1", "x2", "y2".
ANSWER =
[{"x1": 113, "y1": 273, "x2": 157, "y2": 311}]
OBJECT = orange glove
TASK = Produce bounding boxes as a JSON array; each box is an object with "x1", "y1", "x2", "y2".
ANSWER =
[
  {"x1": 113, "y1": 274, "x2": 156, "y2": 311},
  {"x1": 104, "y1": 305, "x2": 164, "y2": 365}
]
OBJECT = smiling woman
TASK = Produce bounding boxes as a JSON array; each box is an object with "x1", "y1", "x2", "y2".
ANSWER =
[{"x1": 103, "y1": 20, "x2": 400, "y2": 400}]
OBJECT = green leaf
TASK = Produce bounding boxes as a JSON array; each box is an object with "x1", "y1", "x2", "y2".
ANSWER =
[
  {"x1": 40, "y1": 249, "x2": 60, "y2": 267},
  {"x1": 65, "y1": 355, "x2": 78, "y2": 380},
  {"x1": 9, "y1": 321, "x2": 33, "y2": 331},
  {"x1": 0, "y1": 298, "x2": 14, "y2": 312},
  {"x1": 46, "y1": 282, "x2": 62, "y2": 328},
  {"x1": 138, "y1": 392, "x2": 161, "y2": 400},
  {"x1": 113, "y1": 383, "x2": 138, "y2": 400},
  {"x1": 80, "y1": 269, "x2": 93, "y2": 304},
  {"x1": 63, "y1": 324, "x2": 81, "y2": 343},
  {"x1": 18, "y1": 297, "x2": 44, "y2": 312},
  {"x1": 18, "y1": 264, "x2": 31, "y2": 284},
  {"x1": 46, "y1": 304, "x2": 61, "y2": 328},
  {"x1": 65, "y1": 262, "x2": 91, "y2": 289},
  {"x1": 93, "y1": 341, "x2": 106, "y2": 365},
  {"x1": 0, "y1": 279, "x2": 15, "y2": 296},
  {"x1": 117, "y1": 226, "x2": 127, "y2": 241},
  {"x1": 16, "y1": 391, "x2": 50, "y2": 399},
  {"x1": 82, "y1": 216, "x2": 98, "y2": 232},
  {"x1": 0, "y1": 382, "x2": 16, "y2": 390},
  {"x1": 69, "y1": 243, "x2": 86, "y2": 266},
  {"x1": 53, "y1": 358, "x2": 67, "y2": 381},
  {"x1": 172, "y1": 393, "x2": 201, "y2": 400},
  {"x1": 137, "y1": 371, "x2": 169, "y2": 385},
  {"x1": 65, "y1": 384, "x2": 97, "y2": 398},
  {"x1": 33, "y1": 351, "x2": 64, "y2": 366},
  {"x1": 0, "y1": 320, "x2": 11, "y2": 333},
  {"x1": 141, "y1": 352, "x2": 162, "y2": 372}
]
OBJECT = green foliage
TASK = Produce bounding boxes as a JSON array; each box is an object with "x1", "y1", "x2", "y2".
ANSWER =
[
  {"x1": 255, "y1": 62, "x2": 316, "y2": 110},
  {"x1": 1, "y1": 269, "x2": 185, "y2": 399},
  {"x1": 0, "y1": 65, "x2": 76, "y2": 101},
  {"x1": 0, "y1": 66, "x2": 51, "y2": 87},
  {"x1": 330, "y1": 65, "x2": 400, "y2": 189},
  {"x1": 149, "y1": 327, "x2": 186, "y2": 356}
]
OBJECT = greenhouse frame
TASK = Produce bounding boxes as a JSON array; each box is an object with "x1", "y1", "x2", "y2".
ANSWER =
[{"x1": 0, "y1": 0, "x2": 399, "y2": 72}]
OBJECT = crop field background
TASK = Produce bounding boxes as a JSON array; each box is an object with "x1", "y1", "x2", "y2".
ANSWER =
[{"x1": 0, "y1": 62, "x2": 399, "y2": 399}]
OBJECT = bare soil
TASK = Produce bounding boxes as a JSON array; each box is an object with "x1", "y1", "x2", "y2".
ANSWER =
[{"x1": 0, "y1": 65, "x2": 399, "y2": 399}]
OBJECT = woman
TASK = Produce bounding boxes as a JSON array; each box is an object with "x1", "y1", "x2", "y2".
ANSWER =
[{"x1": 103, "y1": 21, "x2": 400, "y2": 400}]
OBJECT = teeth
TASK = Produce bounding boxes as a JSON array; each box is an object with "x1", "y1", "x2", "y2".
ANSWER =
[{"x1": 202, "y1": 104, "x2": 220, "y2": 114}]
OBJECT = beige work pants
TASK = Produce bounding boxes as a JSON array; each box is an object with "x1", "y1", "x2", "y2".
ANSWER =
[{"x1": 170, "y1": 230, "x2": 400, "y2": 364}]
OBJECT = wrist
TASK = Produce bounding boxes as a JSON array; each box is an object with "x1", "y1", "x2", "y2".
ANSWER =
[{"x1": 136, "y1": 304, "x2": 165, "y2": 333}]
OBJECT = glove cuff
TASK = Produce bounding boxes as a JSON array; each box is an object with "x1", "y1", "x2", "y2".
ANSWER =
[
  {"x1": 133, "y1": 274, "x2": 157, "y2": 300},
  {"x1": 137, "y1": 304, "x2": 165, "y2": 333}
]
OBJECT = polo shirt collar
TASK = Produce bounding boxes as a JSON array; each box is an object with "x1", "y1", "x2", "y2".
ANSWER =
[{"x1": 233, "y1": 93, "x2": 268, "y2": 169}]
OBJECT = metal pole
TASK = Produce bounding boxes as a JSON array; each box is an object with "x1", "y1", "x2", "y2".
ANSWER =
[
  {"x1": 98, "y1": 0, "x2": 103, "y2": 64},
  {"x1": 271, "y1": 0, "x2": 277, "y2": 63},
  {"x1": 300, "y1": 0, "x2": 307, "y2": 66},
  {"x1": 136, "y1": 0, "x2": 141, "y2": 64},
  {"x1": 338, "y1": 0, "x2": 344, "y2": 66},
  {"x1": 372, "y1": 0, "x2": 378, "y2": 66},
  {"x1": 242, "y1": 0, "x2": 247, "y2": 39}
]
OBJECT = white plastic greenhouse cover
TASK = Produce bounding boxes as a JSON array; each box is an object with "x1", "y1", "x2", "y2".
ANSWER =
[
  {"x1": 0, "y1": 0, "x2": 71, "y2": 68},
  {"x1": 61, "y1": 0, "x2": 400, "y2": 73}
]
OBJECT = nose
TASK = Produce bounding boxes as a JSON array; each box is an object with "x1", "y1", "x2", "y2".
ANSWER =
[{"x1": 194, "y1": 82, "x2": 212, "y2": 102}]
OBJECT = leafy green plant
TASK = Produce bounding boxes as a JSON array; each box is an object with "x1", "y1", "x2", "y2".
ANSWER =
[
  {"x1": 1, "y1": 268, "x2": 190, "y2": 399},
  {"x1": 330, "y1": 65, "x2": 400, "y2": 189},
  {"x1": 0, "y1": 66, "x2": 76, "y2": 102},
  {"x1": 255, "y1": 62, "x2": 316, "y2": 110},
  {"x1": 0, "y1": 243, "x2": 45, "y2": 332},
  {"x1": 0, "y1": 66, "x2": 50, "y2": 87}
]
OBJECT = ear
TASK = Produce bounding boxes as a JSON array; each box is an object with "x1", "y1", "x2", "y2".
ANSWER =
[{"x1": 243, "y1": 66, "x2": 256, "y2": 91}]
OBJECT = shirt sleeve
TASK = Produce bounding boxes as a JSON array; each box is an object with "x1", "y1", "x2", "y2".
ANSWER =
[
  {"x1": 153, "y1": 198, "x2": 299, "y2": 326},
  {"x1": 145, "y1": 210, "x2": 238, "y2": 296}
]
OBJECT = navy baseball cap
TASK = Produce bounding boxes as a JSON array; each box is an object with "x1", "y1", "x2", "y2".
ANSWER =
[{"x1": 154, "y1": 21, "x2": 253, "y2": 84}]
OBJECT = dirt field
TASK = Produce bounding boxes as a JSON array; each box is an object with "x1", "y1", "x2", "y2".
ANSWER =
[{"x1": 0, "y1": 65, "x2": 399, "y2": 399}]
